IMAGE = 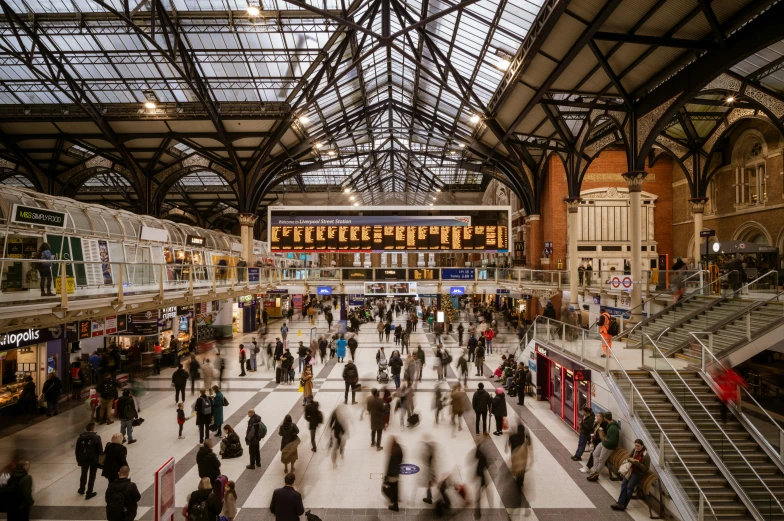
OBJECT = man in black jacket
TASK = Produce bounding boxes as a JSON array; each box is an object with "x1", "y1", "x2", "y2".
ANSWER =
[
  {"x1": 270, "y1": 472, "x2": 304, "y2": 521},
  {"x1": 195, "y1": 389, "x2": 213, "y2": 443},
  {"x1": 42, "y1": 372, "x2": 62, "y2": 416},
  {"x1": 246, "y1": 409, "x2": 262, "y2": 470},
  {"x1": 572, "y1": 408, "x2": 595, "y2": 461},
  {"x1": 304, "y1": 401, "x2": 323, "y2": 452},
  {"x1": 75, "y1": 422, "x2": 103, "y2": 499},
  {"x1": 384, "y1": 437, "x2": 403, "y2": 511},
  {"x1": 97, "y1": 373, "x2": 119, "y2": 425},
  {"x1": 117, "y1": 390, "x2": 138, "y2": 444},
  {"x1": 196, "y1": 439, "x2": 221, "y2": 485},
  {"x1": 171, "y1": 364, "x2": 189, "y2": 404},
  {"x1": 105, "y1": 466, "x2": 141, "y2": 521},
  {"x1": 472, "y1": 383, "x2": 491, "y2": 435},
  {"x1": 342, "y1": 361, "x2": 359, "y2": 404}
]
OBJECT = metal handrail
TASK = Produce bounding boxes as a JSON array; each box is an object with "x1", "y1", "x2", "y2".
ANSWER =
[
  {"x1": 621, "y1": 270, "x2": 737, "y2": 340},
  {"x1": 626, "y1": 270, "x2": 708, "y2": 319},
  {"x1": 643, "y1": 333, "x2": 784, "y2": 518},
  {"x1": 736, "y1": 269, "x2": 779, "y2": 294},
  {"x1": 689, "y1": 331, "x2": 784, "y2": 461}
]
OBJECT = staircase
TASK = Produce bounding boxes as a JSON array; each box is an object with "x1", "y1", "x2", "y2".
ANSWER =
[
  {"x1": 615, "y1": 371, "x2": 752, "y2": 520},
  {"x1": 624, "y1": 297, "x2": 718, "y2": 349},
  {"x1": 677, "y1": 301, "x2": 784, "y2": 364},
  {"x1": 657, "y1": 371, "x2": 784, "y2": 521}
]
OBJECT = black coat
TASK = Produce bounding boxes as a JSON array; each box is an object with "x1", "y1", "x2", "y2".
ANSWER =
[
  {"x1": 187, "y1": 489, "x2": 222, "y2": 521},
  {"x1": 117, "y1": 395, "x2": 137, "y2": 421},
  {"x1": 270, "y1": 485, "x2": 304, "y2": 521},
  {"x1": 196, "y1": 446, "x2": 221, "y2": 481},
  {"x1": 171, "y1": 368, "x2": 189, "y2": 387},
  {"x1": 304, "y1": 402, "x2": 322, "y2": 429},
  {"x1": 101, "y1": 442, "x2": 128, "y2": 481},
  {"x1": 543, "y1": 303, "x2": 556, "y2": 320},
  {"x1": 105, "y1": 478, "x2": 140, "y2": 521},
  {"x1": 279, "y1": 422, "x2": 300, "y2": 450},
  {"x1": 195, "y1": 394, "x2": 213, "y2": 426},
  {"x1": 246, "y1": 414, "x2": 262, "y2": 445},
  {"x1": 4, "y1": 468, "x2": 33, "y2": 514},
  {"x1": 386, "y1": 443, "x2": 403, "y2": 478},
  {"x1": 75, "y1": 431, "x2": 103, "y2": 466},
  {"x1": 42, "y1": 376, "x2": 62, "y2": 401},
  {"x1": 472, "y1": 389, "x2": 491, "y2": 413},
  {"x1": 491, "y1": 393, "x2": 507, "y2": 417}
]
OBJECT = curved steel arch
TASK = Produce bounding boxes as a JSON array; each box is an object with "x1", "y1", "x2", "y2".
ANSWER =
[
  {"x1": 151, "y1": 165, "x2": 240, "y2": 216},
  {"x1": 0, "y1": 168, "x2": 43, "y2": 192},
  {"x1": 61, "y1": 166, "x2": 136, "y2": 200}
]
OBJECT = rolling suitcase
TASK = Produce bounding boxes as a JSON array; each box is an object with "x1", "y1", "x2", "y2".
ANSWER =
[
  {"x1": 213, "y1": 474, "x2": 228, "y2": 502},
  {"x1": 276, "y1": 367, "x2": 283, "y2": 384}
]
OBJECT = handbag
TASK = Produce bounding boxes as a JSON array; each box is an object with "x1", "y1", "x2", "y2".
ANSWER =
[
  {"x1": 618, "y1": 461, "x2": 633, "y2": 479},
  {"x1": 98, "y1": 454, "x2": 106, "y2": 467}
]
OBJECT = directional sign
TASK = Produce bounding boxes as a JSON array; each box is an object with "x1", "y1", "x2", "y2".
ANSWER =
[
  {"x1": 621, "y1": 276, "x2": 633, "y2": 289},
  {"x1": 450, "y1": 287, "x2": 465, "y2": 296},
  {"x1": 699, "y1": 229, "x2": 716, "y2": 238},
  {"x1": 317, "y1": 286, "x2": 332, "y2": 295},
  {"x1": 610, "y1": 276, "x2": 621, "y2": 289}
]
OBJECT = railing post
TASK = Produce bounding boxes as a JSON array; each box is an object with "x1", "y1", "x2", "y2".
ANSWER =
[
  {"x1": 780, "y1": 430, "x2": 783, "y2": 463},
  {"x1": 580, "y1": 331, "x2": 585, "y2": 361},
  {"x1": 159, "y1": 264, "x2": 165, "y2": 300},
  {"x1": 659, "y1": 431, "x2": 666, "y2": 470},
  {"x1": 116, "y1": 264, "x2": 124, "y2": 306},
  {"x1": 746, "y1": 313, "x2": 752, "y2": 341},
  {"x1": 533, "y1": 320, "x2": 537, "y2": 339},
  {"x1": 629, "y1": 386, "x2": 634, "y2": 415},
  {"x1": 698, "y1": 493, "x2": 705, "y2": 521},
  {"x1": 189, "y1": 264, "x2": 194, "y2": 295}
]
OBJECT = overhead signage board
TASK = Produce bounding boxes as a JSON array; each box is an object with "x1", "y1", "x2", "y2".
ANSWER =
[
  {"x1": 160, "y1": 307, "x2": 177, "y2": 320},
  {"x1": 271, "y1": 215, "x2": 471, "y2": 227},
  {"x1": 344, "y1": 268, "x2": 373, "y2": 280},
  {"x1": 450, "y1": 286, "x2": 465, "y2": 295},
  {"x1": 363, "y1": 282, "x2": 417, "y2": 295},
  {"x1": 700, "y1": 229, "x2": 716, "y2": 238},
  {"x1": 186, "y1": 235, "x2": 206, "y2": 247},
  {"x1": 105, "y1": 316, "x2": 118, "y2": 335},
  {"x1": 496, "y1": 288, "x2": 510, "y2": 294},
  {"x1": 0, "y1": 326, "x2": 64, "y2": 349},
  {"x1": 11, "y1": 204, "x2": 67, "y2": 228},
  {"x1": 375, "y1": 268, "x2": 406, "y2": 280},
  {"x1": 441, "y1": 268, "x2": 475, "y2": 280},
  {"x1": 140, "y1": 225, "x2": 168, "y2": 242},
  {"x1": 409, "y1": 269, "x2": 436, "y2": 280},
  {"x1": 317, "y1": 286, "x2": 332, "y2": 295}
]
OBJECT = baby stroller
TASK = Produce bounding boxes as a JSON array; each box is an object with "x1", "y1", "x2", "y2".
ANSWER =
[{"x1": 377, "y1": 359, "x2": 389, "y2": 383}]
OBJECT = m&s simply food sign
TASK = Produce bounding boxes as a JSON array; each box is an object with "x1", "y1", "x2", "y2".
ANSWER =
[{"x1": 11, "y1": 204, "x2": 67, "y2": 228}]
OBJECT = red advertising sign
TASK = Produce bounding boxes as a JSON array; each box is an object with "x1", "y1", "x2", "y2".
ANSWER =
[
  {"x1": 154, "y1": 457, "x2": 176, "y2": 521},
  {"x1": 293, "y1": 294, "x2": 303, "y2": 309},
  {"x1": 263, "y1": 301, "x2": 276, "y2": 308},
  {"x1": 105, "y1": 316, "x2": 117, "y2": 335},
  {"x1": 91, "y1": 320, "x2": 104, "y2": 337}
]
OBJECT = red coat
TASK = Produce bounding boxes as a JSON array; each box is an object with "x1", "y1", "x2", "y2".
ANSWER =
[{"x1": 716, "y1": 369, "x2": 746, "y2": 404}]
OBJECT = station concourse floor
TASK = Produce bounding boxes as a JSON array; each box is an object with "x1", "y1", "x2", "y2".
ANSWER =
[{"x1": 0, "y1": 311, "x2": 654, "y2": 521}]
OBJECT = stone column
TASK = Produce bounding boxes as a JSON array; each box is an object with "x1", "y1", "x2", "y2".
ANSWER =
[
  {"x1": 401, "y1": 253, "x2": 408, "y2": 268},
  {"x1": 353, "y1": 253, "x2": 361, "y2": 267},
  {"x1": 565, "y1": 197, "x2": 581, "y2": 307},
  {"x1": 525, "y1": 214, "x2": 542, "y2": 269},
  {"x1": 391, "y1": 253, "x2": 398, "y2": 267},
  {"x1": 237, "y1": 213, "x2": 258, "y2": 265},
  {"x1": 428, "y1": 253, "x2": 436, "y2": 267},
  {"x1": 417, "y1": 253, "x2": 425, "y2": 267},
  {"x1": 381, "y1": 253, "x2": 388, "y2": 268},
  {"x1": 623, "y1": 171, "x2": 648, "y2": 323},
  {"x1": 363, "y1": 253, "x2": 371, "y2": 268},
  {"x1": 689, "y1": 198, "x2": 708, "y2": 269}
]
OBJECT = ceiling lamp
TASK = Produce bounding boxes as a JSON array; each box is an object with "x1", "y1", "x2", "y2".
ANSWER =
[
  {"x1": 343, "y1": 187, "x2": 351, "y2": 193},
  {"x1": 459, "y1": 143, "x2": 465, "y2": 148},
  {"x1": 435, "y1": 188, "x2": 441, "y2": 192},
  {"x1": 469, "y1": 114, "x2": 481, "y2": 124},
  {"x1": 726, "y1": 96, "x2": 735, "y2": 103},
  {"x1": 247, "y1": 2, "x2": 260, "y2": 16},
  {"x1": 494, "y1": 49, "x2": 513, "y2": 71},
  {"x1": 327, "y1": 150, "x2": 336, "y2": 156},
  {"x1": 142, "y1": 89, "x2": 158, "y2": 110},
  {"x1": 353, "y1": 202, "x2": 359, "y2": 206},
  {"x1": 315, "y1": 142, "x2": 324, "y2": 149},
  {"x1": 349, "y1": 196, "x2": 355, "y2": 201},
  {"x1": 298, "y1": 114, "x2": 310, "y2": 125}
]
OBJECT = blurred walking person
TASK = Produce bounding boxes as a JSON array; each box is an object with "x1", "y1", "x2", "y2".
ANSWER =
[{"x1": 383, "y1": 437, "x2": 403, "y2": 511}]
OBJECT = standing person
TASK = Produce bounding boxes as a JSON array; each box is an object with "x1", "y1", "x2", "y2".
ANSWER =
[
  {"x1": 342, "y1": 360, "x2": 359, "y2": 404},
  {"x1": 394, "y1": 325, "x2": 402, "y2": 346},
  {"x1": 3, "y1": 460, "x2": 34, "y2": 521},
  {"x1": 189, "y1": 355, "x2": 202, "y2": 393},
  {"x1": 246, "y1": 409, "x2": 263, "y2": 470},
  {"x1": 586, "y1": 411, "x2": 619, "y2": 482},
  {"x1": 105, "y1": 466, "x2": 141, "y2": 521},
  {"x1": 97, "y1": 373, "x2": 119, "y2": 425},
  {"x1": 598, "y1": 308, "x2": 613, "y2": 357},
  {"x1": 274, "y1": 338, "x2": 284, "y2": 363},
  {"x1": 367, "y1": 388, "x2": 385, "y2": 450},
  {"x1": 457, "y1": 323, "x2": 465, "y2": 346},
  {"x1": 212, "y1": 386, "x2": 226, "y2": 436},
  {"x1": 384, "y1": 437, "x2": 403, "y2": 511},
  {"x1": 474, "y1": 342, "x2": 485, "y2": 377},
  {"x1": 304, "y1": 400, "x2": 323, "y2": 453},
  {"x1": 467, "y1": 334, "x2": 477, "y2": 363},
  {"x1": 279, "y1": 415, "x2": 300, "y2": 473},
  {"x1": 117, "y1": 390, "x2": 138, "y2": 444},
  {"x1": 270, "y1": 473, "x2": 304, "y2": 521},
  {"x1": 450, "y1": 383, "x2": 466, "y2": 435},
  {"x1": 472, "y1": 383, "x2": 491, "y2": 436},
  {"x1": 281, "y1": 322, "x2": 289, "y2": 347},
  {"x1": 300, "y1": 366, "x2": 313, "y2": 405},
  {"x1": 201, "y1": 359, "x2": 215, "y2": 393},
  {"x1": 42, "y1": 372, "x2": 62, "y2": 416},
  {"x1": 37, "y1": 242, "x2": 54, "y2": 296},
  {"x1": 176, "y1": 403, "x2": 187, "y2": 439},
  {"x1": 483, "y1": 327, "x2": 495, "y2": 355},
  {"x1": 70, "y1": 362, "x2": 85, "y2": 401},
  {"x1": 412, "y1": 314, "x2": 418, "y2": 332},
  {"x1": 400, "y1": 330, "x2": 410, "y2": 355},
  {"x1": 222, "y1": 481, "x2": 238, "y2": 521},
  {"x1": 186, "y1": 478, "x2": 222, "y2": 521},
  {"x1": 542, "y1": 300, "x2": 557, "y2": 340},
  {"x1": 196, "y1": 439, "x2": 221, "y2": 485},
  {"x1": 348, "y1": 335, "x2": 358, "y2": 361},
  {"x1": 101, "y1": 434, "x2": 128, "y2": 484},
  {"x1": 491, "y1": 388, "x2": 507, "y2": 436},
  {"x1": 508, "y1": 423, "x2": 531, "y2": 492},
  {"x1": 415, "y1": 345, "x2": 425, "y2": 382},
  {"x1": 171, "y1": 364, "x2": 189, "y2": 404},
  {"x1": 389, "y1": 351, "x2": 403, "y2": 389},
  {"x1": 297, "y1": 342, "x2": 307, "y2": 374},
  {"x1": 611, "y1": 440, "x2": 650, "y2": 511},
  {"x1": 238, "y1": 344, "x2": 247, "y2": 377},
  {"x1": 195, "y1": 389, "x2": 214, "y2": 444},
  {"x1": 326, "y1": 310, "x2": 333, "y2": 331},
  {"x1": 377, "y1": 321, "x2": 384, "y2": 342},
  {"x1": 250, "y1": 338, "x2": 259, "y2": 372},
  {"x1": 572, "y1": 408, "x2": 595, "y2": 461},
  {"x1": 75, "y1": 422, "x2": 103, "y2": 500},
  {"x1": 336, "y1": 335, "x2": 347, "y2": 363}
]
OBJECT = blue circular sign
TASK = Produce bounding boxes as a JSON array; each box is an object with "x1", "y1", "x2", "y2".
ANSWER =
[{"x1": 399, "y1": 464, "x2": 420, "y2": 475}]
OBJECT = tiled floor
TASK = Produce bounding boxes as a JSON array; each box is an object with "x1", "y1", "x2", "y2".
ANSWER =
[{"x1": 0, "y1": 309, "x2": 657, "y2": 521}]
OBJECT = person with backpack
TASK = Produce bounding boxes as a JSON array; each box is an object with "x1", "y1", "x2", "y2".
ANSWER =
[
  {"x1": 75, "y1": 421, "x2": 103, "y2": 499},
  {"x1": 280, "y1": 322, "x2": 289, "y2": 347},
  {"x1": 238, "y1": 344, "x2": 247, "y2": 377},
  {"x1": 97, "y1": 373, "x2": 119, "y2": 425},
  {"x1": 117, "y1": 389, "x2": 138, "y2": 444},
  {"x1": 246, "y1": 409, "x2": 264, "y2": 470},
  {"x1": 342, "y1": 360, "x2": 359, "y2": 404},
  {"x1": 196, "y1": 439, "x2": 221, "y2": 485},
  {"x1": 37, "y1": 242, "x2": 54, "y2": 296},
  {"x1": 186, "y1": 477, "x2": 222, "y2": 521},
  {"x1": 598, "y1": 308, "x2": 614, "y2": 357},
  {"x1": 2, "y1": 460, "x2": 34, "y2": 521},
  {"x1": 105, "y1": 466, "x2": 140, "y2": 521},
  {"x1": 195, "y1": 389, "x2": 214, "y2": 444},
  {"x1": 304, "y1": 400, "x2": 323, "y2": 453},
  {"x1": 472, "y1": 383, "x2": 491, "y2": 436},
  {"x1": 270, "y1": 472, "x2": 304, "y2": 521}
]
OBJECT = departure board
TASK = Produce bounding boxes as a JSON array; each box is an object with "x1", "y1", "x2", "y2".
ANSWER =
[{"x1": 270, "y1": 225, "x2": 508, "y2": 252}]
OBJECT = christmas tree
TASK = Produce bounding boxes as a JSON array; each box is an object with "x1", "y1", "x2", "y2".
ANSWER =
[{"x1": 442, "y1": 294, "x2": 458, "y2": 322}]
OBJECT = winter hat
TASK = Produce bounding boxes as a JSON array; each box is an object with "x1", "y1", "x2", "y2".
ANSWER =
[{"x1": 496, "y1": 387, "x2": 504, "y2": 395}]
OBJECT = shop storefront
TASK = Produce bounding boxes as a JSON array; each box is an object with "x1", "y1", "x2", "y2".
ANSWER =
[
  {"x1": 0, "y1": 326, "x2": 67, "y2": 415},
  {"x1": 533, "y1": 343, "x2": 591, "y2": 431}
]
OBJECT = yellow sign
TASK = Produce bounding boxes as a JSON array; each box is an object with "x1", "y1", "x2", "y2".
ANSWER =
[
  {"x1": 55, "y1": 276, "x2": 75, "y2": 295},
  {"x1": 297, "y1": 329, "x2": 302, "y2": 337}
]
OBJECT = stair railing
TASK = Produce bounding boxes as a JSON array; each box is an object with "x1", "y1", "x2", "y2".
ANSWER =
[
  {"x1": 643, "y1": 333, "x2": 784, "y2": 521},
  {"x1": 689, "y1": 331, "x2": 784, "y2": 465}
]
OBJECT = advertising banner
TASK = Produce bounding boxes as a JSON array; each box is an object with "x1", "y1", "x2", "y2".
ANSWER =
[
  {"x1": 105, "y1": 316, "x2": 118, "y2": 335},
  {"x1": 91, "y1": 319, "x2": 104, "y2": 337},
  {"x1": 154, "y1": 457, "x2": 176, "y2": 521},
  {"x1": 11, "y1": 204, "x2": 67, "y2": 228},
  {"x1": 98, "y1": 240, "x2": 113, "y2": 285}
]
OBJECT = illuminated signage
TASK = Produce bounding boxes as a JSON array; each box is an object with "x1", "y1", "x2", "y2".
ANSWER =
[
  {"x1": 317, "y1": 286, "x2": 332, "y2": 295},
  {"x1": 450, "y1": 287, "x2": 465, "y2": 295},
  {"x1": 160, "y1": 307, "x2": 177, "y2": 320},
  {"x1": 186, "y1": 235, "x2": 206, "y2": 247},
  {"x1": 536, "y1": 345, "x2": 548, "y2": 357},
  {"x1": 11, "y1": 204, "x2": 67, "y2": 228}
]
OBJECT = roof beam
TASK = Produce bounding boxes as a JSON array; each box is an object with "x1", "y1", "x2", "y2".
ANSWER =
[{"x1": 592, "y1": 31, "x2": 716, "y2": 51}]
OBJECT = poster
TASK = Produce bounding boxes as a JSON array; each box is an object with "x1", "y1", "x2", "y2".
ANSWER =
[
  {"x1": 78, "y1": 320, "x2": 91, "y2": 340},
  {"x1": 154, "y1": 457, "x2": 176, "y2": 521},
  {"x1": 91, "y1": 319, "x2": 104, "y2": 337},
  {"x1": 105, "y1": 315, "x2": 117, "y2": 335},
  {"x1": 293, "y1": 294, "x2": 303, "y2": 309},
  {"x1": 98, "y1": 240, "x2": 113, "y2": 285}
]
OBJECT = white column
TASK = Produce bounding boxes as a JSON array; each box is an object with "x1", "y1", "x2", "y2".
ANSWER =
[
  {"x1": 402, "y1": 254, "x2": 408, "y2": 268},
  {"x1": 237, "y1": 213, "x2": 258, "y2": 265},
  {"x1": 428, "y1": 253, "x2": 436, "y2": 267},
  {"x1": 363, "y1": 253, "x2": 371, "y2": 268},
  {"x1": 690, "y1": 198, "x2": 707, "y2": 268},
  {"x1": 353, "y1": 253, "x2": 361, "y2": 267},
  {"x1": 566, "y1": 197, "x2": 581, "y2": 306},
  {"x1": 381, "y1": 253, "x2": 388, "y2": 268},
  {"x1": 623, "y1": 171, "x2": 647, "y2": 323},
  {"x1": 417, "y1": 253, "x2": 425, "y2": 267},
  {"x1": 391, "y1": 253, "x2": 398, "y2": 267}
]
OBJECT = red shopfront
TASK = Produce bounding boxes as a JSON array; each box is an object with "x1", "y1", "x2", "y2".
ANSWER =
[{"x1": 534, "y1": 343, "x2": 591, "y2": 431}]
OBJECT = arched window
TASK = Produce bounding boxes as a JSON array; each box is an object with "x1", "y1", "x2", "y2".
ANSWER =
[{"x1": 734, "y1": 133, "x2": 766, "y2": 207}]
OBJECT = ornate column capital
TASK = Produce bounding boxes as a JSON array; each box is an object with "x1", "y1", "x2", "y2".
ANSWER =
[
  {"x1": 621, "y1": 171, "x2": 648, "y2": 193},
  {"x1": 525, "y1": 214, "x2": 540, "y2": 223},
  {"x1": 688, "y1": 197, "x2": 709, "y2": 214},
  {"x1": 238, "y1": 212, "x2": 258, "y2": 226},
  {"x1": 564, "y1": 197, "x2": 582, "y2": 213}
]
